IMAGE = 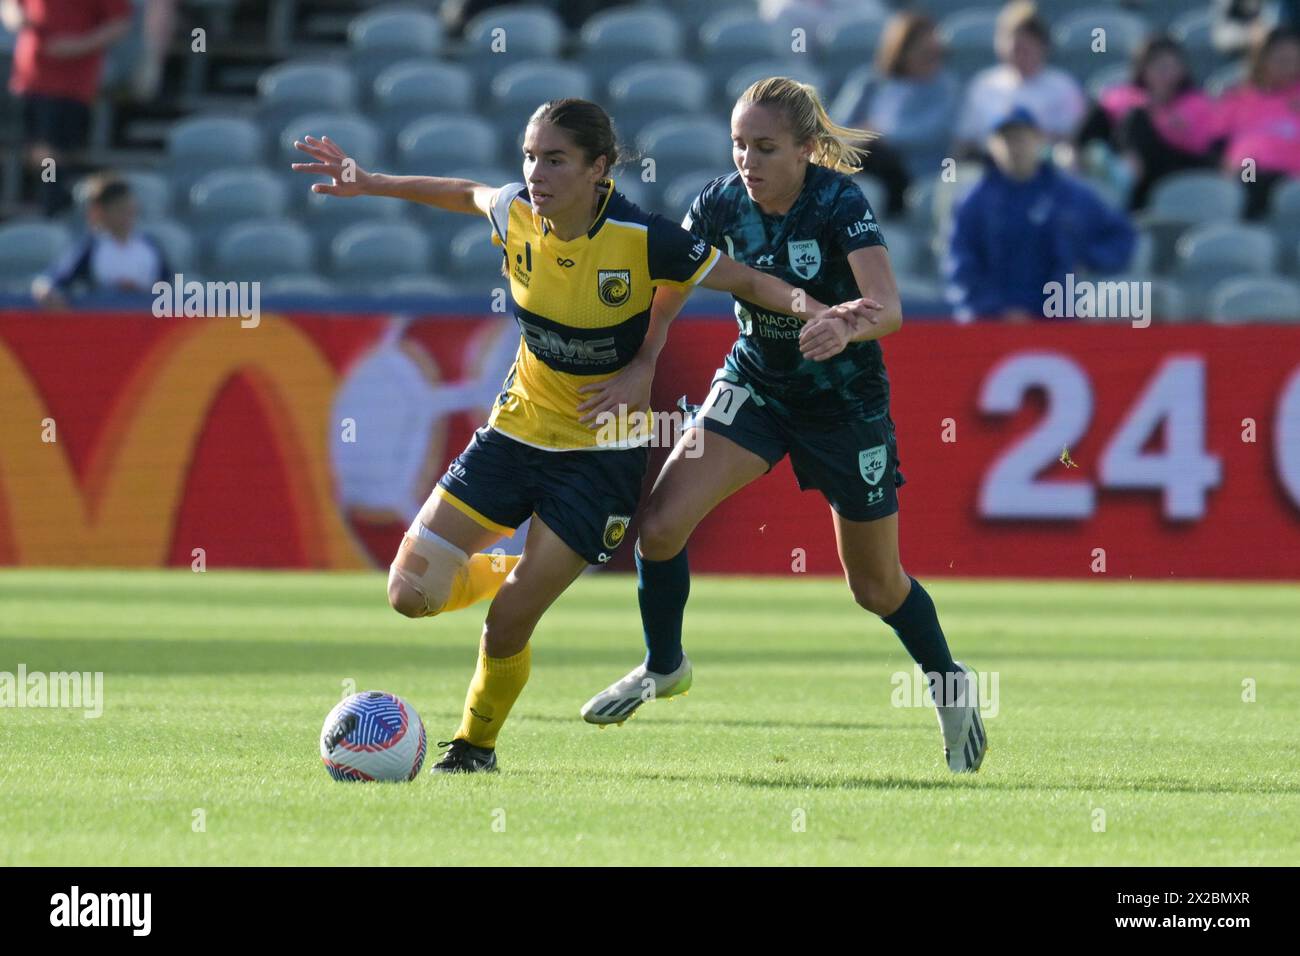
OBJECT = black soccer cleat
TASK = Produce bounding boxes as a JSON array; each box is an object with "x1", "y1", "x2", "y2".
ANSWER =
[{"x1": 428, "y1": 738, "x2": 498, "y2": 774}]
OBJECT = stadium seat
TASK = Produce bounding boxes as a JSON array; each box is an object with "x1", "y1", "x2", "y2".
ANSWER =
[
  {"x1": 1086, "y1": 63, "x2": 1131, "y2": 101},
  {"x1": 663, "y1": 168, "x2": 721, "y2": 221},
  {"x1": 0, "y1": 221, "x2": 71, "y2": 284},
  {"x1": 301, "y1": 188, "x2": 409, "y2": 251},
  {"x1": 188, "y1": 168, "x2": 289, "y2": 249},
  {"x1": 698, "y1": 11, "x2": 786, "y2": 80},
  {"x1": 212, "y1": 221, "x2": 315, "y2": 281},
  {"x1": 880, "y1": 222, "x2": 921, "y2": 275},
  {"x1": 937, "y1": 9, "x2": 1001, "y2": 79},
  {"x1": 1148, "y1": 173, "x2": 1244, "y2": 223},
  {"x1": 659, "y1": 0, "x2": 752, "y2": 42},
  {"x1": 1267, "y1": 179, "x2": 1300, "y2": 274},
  {"x1": 142, "y1": 219, "x2": 197, "y2": 275},
  {"x1": 257, "y1": 273, "x2": 338, "y2": 298},
  {"x1": 331, "y1": 222, "x2": 431, "y2": 281},
  {"x1": 607, "y1": 60, "x2": 711, "y2": 142},
  {"x1": 1204, "y1": 61, "x2": 1247, "y2": 96},
  {"x1": 373, "y1": 275, "x2": 460, "y2": 298},
  {"x1": 348, "y1": 6, "x2": 444, "y2": 91},
  {"x1": 447, "y1": 222, "x2": 506, "y2": 283},
  {"x1": 1169, "y1": 9, "x2": 1215, "y2": 54},
  {"x1": 1209, "y1": 276, "x2": 1300, "y2": 322},
  {"x1": 815, "y1": 10, "x2": 888, "y2": 89},
  {"x1": 257, "y1": 61, "x2": 357, "y2": 133},
  {"x1": 578, "y1": 6, "x2": 683, "y2": 91},
  {"x1": 637, "y1": 116, "x2": 732, "y2": 185},
  {"x1": 460, "y1": 5, "x2": 566, "y2": 83},
  {"x1": 1176, "y1": 223, "x2": 1278, "y2": 298},
  {"x1": 373, "y1": 61, "x2": 475, "y2": 141},
  {"x1": 489, "y1": 60, "x2": 594, "y2": 149},
  {"x1": 166, "y1": 117, "x2": 264, "y2": 195},
  {"x1": 278, "y1": 113, "x2": 384, "y2": 180},
  {"x1": 1053, "y1": 8, "x2": 1148, "y2": 56},
  {"x1": 612, "y1": 175, "x2": 655, "y2": 212},
  {"x1": 725, "y1": 61, "x2": 827, "y2": 103},
  {"x1": 116, "y1": 171, "x2": 172, "y2": 222},
  {"x1": 396, "y1": 115, "x2": 500, "y2": 174}
]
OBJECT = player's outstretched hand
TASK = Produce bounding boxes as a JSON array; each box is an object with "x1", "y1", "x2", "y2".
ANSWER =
[
  {"x1": 799, "y1": 297, "x2": 883, "y2": 362},
  {"x1": 291, "y1": 135, "x2": 372, "y2": 197}
]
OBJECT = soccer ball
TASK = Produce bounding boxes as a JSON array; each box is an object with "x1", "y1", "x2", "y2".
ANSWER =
[{"x1": 320, "y1": 691, "x2": 427, "y2": 782}]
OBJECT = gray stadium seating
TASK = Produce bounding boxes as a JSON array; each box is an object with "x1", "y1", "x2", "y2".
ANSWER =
[
  {"x1": 213, "y1": 221, "x2": 315, "y2": 281},
  {"x1": 142, "y1": 219, "x2": 197, "y2": 275},
  {"x1": 636, "y1": 116, "x2": 732, "y2": 185},
  {"x1": 372, "y1": 61, "x2": 475, "y2": 141},
  {"x1": 1175, "y1": 223, "x2": 1278, "y2": 297},
  {"x1": 257, "y1": 61, "x2": 357, "y2": 133},
  {"x1": 607, "y1": 60, "x2": 710, "y2": 142},
  {"x1": 1210, "y1": 276, "x2": 1300, "y2": 322},
  {"x1": 725, "y1": 61, "x2": 827, "y2": 103},
  {"x1": 460, "y1": 5, "x2": 566, "y2": 83},
  {"x1": 1148, "y1": 173, "x2": 1244, "y2": 223},
  {"x1": 396, "y1": 115, "x2": 500, "y2": 174},
  {"x1": 0, "y1": 221, "x2": 71, "y2": 285},
  {"x1": 578, "y1": 6, "x2": 684, "y2": 91},
  {"x1": 188, "y1": 168, "x2": 289, "y2": 248},
  {"x1": 348, "y1": 6, "x2": 444, "y2": 91},
  {"x1": 258, "y1": 273, "x2": 338, "y2": 298},
  {"x1": 331, "y1": 221, "x2": 431, "y2": 280},
  {"x1": 447, "y1": 222, "x2": 506, "y2": 284}
]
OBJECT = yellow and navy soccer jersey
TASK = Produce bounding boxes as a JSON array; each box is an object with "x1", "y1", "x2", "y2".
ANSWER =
[{"x1": 484, "y1": 178, "x2": 720, "y2": 450}]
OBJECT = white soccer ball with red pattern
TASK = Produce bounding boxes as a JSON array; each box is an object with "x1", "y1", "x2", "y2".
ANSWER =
[{"x1": 320, "y1": 691, "x2": 427, "y2": 782}]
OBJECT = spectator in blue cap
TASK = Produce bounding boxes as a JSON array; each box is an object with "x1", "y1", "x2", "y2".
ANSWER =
[{"x1": 945, "y1": 106, "x2": 1137, "y2": 322}]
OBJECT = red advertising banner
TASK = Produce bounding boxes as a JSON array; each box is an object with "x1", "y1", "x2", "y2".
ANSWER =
[{"x1": 1, "y1": 312, "x2": 1296, "y2": 579}]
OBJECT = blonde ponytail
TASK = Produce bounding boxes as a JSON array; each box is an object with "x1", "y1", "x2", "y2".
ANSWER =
[{"x1": 736, "y1": 76, "x2": 876, "y2": 174}]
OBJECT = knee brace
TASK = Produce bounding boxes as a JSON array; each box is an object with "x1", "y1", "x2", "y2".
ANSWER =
[{"x1": 388, "y1": 518, "x2": 469, "y2": 616}]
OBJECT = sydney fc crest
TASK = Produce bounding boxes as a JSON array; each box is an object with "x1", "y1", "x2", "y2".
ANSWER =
[
  {"x1": 859, "y1": 445, "x2": 887, "y2": 486},
  {"x1": 787, "y1": 239, "x2": 821, "y2": 279}
]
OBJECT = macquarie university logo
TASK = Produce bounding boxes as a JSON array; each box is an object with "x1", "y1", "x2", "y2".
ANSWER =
[
  {"x1": 787, "y1": 239, "x2": 821, "y2": 279},
  {"x1": 597, "y1": 269, "x2": 631, "y2": 306},
  {"x1": 859, "y1": 445, "x2": 887, "y2": 486}
]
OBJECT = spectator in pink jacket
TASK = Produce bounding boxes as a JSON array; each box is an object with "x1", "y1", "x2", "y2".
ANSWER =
[
  {"x1": 1218, "y1": 26, "x2": 1300, "y2": 217},
  {"x1": 1077, "y1": 36, "x2": 1227, "y2": 209}
]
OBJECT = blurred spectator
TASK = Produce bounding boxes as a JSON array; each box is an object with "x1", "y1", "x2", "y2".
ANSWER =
[
  {"x1": 1217, "y1": 25, "x2": 1300, "y2": 217},
  {"x1": 954, "y1": 1, "x2": 1086, "y2": 155},
  {"x1": 831, "y1": 11, "x2": 962, "y2": 213},
  {"x1": 945, "y1": 108, "x2": 1137, "y2": 322},
  {"x1": 32, "y1": 174, "x2": 170, "y2": 309},
  {"x1": 1077, "y1": 36, "x2": 1226, "y2": 209},
  {"x1": 2, "y1": 0, "x2": 132, "y2": 216},
  {"x1": 1212, "y1": 0, "x2": 1284, "y2": 57},
  {"x1": 135, "y1": 0, "x2": 177, "y2": 102}
]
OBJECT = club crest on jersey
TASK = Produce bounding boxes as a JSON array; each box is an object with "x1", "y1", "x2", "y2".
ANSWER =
[
  {"x1": 602, "y1": 514, "x2": 631, "y2": 550},
  {"x1": 859, "y1": 445, "x2": 887, "y2": 486},
  {"x1": 598, "y1": 269, "x2": 631, "y2": 306},
  {"x1": 787, "y1": 239, "x2": 821, "y2": 279}
]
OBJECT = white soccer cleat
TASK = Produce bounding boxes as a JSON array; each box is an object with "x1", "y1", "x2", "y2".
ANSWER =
[
  {"x1": 934, "y1": 661, "x2": 987, "y2": 773},
  {"x1": 581, "y1": 655, "x2": 693, "y2": 725}
]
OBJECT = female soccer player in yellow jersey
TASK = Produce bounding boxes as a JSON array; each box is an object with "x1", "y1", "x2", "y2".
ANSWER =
[
  {"x1": 292, "y1": 98, "x2": 878, "y2": 772},
  {"x1": 579, "y1": 78, "x2": 987, "y2": 773}
]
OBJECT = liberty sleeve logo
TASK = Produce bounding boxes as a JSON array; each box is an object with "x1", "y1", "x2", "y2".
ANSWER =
[
  {"x1": 787, "y1": 239, "x2": 821, "y2": 279},
  {"x1": 688, "y1": 238, "x2": 708, "y2": 261},
  {"x1": 602, "y1": 514, "x2": 631, "y2": 550},
  {"x1": 859, "y1": 445, "x2": 887, "y2": 486},
  {"x1": 598, "y1": 269, "x2": 631, "y2": 306}
]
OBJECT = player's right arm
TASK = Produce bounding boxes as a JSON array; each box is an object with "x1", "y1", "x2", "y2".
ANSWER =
[{"x1": 291, "y1": 135, "x2": 497, "y2": 216}]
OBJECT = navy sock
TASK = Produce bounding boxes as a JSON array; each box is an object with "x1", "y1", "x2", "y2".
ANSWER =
[
  {"x1": 881, "y1": 576, "x2": 958, "y2": 700},
  {"x1": 636, "y1": 545, "x2": 689, "y2": 674}
]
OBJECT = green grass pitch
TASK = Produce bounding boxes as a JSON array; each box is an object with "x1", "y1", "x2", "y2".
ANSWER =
[{"x1": 1, "y1": 570, "x2": 1296, "y2": 866}]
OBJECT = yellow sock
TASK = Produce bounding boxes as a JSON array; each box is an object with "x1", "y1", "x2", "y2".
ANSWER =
[
  {"x1": 455, "y1": 644, "x2": 531, "y2": 748},
  {"x1": 443, "y1": 553, "x2": 520, "y2": 613}
]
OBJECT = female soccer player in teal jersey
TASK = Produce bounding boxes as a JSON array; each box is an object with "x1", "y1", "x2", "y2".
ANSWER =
[
  {"x1": 580, "y1": 78, "x2": 987, "y2": 772},
  {"x1": 293, "y1": 98, "x2": 876, "y2": 772}
]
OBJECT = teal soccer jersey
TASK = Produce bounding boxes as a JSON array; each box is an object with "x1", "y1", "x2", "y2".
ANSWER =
[{"x1": 682, "y1": 163, "x2": 890, "y2": 425}]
